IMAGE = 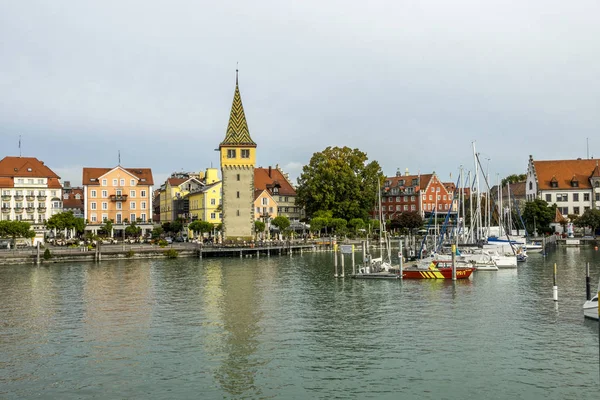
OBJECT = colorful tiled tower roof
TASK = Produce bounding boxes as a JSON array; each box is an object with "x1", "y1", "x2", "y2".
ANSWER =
[{"x1": 220, "y1": 71, "x2": 256, "y2": 147}]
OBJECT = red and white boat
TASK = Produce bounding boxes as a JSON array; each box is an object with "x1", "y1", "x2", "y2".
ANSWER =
[{"x1": 402, "y1": 260, "x2": 474, "y2": 279}]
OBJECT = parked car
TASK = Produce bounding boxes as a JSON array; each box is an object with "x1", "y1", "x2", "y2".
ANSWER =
[{"x1": 165, "y1": 237, "x2": 173, "y2": 244}]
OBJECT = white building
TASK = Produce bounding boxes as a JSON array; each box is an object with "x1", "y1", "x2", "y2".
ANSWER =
[{"x1": 525, "y1": 155, "x2": 600, "y2": 216}]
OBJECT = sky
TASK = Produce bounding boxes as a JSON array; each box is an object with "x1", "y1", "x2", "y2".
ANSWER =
[{"x1": 1, "y1": 0, "x2": 599, "y2": 188}]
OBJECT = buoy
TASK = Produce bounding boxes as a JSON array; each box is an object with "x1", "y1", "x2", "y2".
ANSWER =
[{"x1": 595, "y1": 246, "x2": 598, "y2": 251}]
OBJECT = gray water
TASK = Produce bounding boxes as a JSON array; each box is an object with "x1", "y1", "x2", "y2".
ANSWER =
[{"x1": 1, "y1": 247, "x2": 599, "y2": 399}]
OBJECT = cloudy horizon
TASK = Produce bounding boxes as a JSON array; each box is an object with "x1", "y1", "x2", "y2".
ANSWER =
[{"x1": 2, "y1": 0, "x2": 599, "y2": 188}]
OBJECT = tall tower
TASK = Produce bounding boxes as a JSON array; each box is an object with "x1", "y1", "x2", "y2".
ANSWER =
[{"x1": 219, "y1": 71, "x2": 257, "y2": 240}]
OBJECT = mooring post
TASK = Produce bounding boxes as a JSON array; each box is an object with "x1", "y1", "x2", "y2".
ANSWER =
[
  {"x1": 553, "y1": 263, "x2": 558, "y2": 301},
  {"x1": 586, "y1": 262, "x2": 591, "y2": 300},
  {"x1": 340, "y1": 250, "x2": 345, "y2": 277},
  {"x1": 36, "y1": 242, "x2": 40, "y2": 265},
  {"x1": 451, "y1": 244, "x2": 457, "y2": 281},
  {"x1": 399, "y1": 240, "x2": 403, "y2": 279},
  {"x1": 362, "y1": 241, "x2": 367, "y2": 268},
  {"x1": 257, "y1": 249, "x2": 259, "y2": 259},
  {"x1": 240, "y1": 250, "x2": 243, "y2": 259},
  {"x1": 98, "y1": 242, "x2": 102, "y2": 262},
  {"x1": 351, "y1": 245, "x2": 356, "y2": 275},
  {"x1": 334, "y1": 246, "x2": 338, "y2": 277}
]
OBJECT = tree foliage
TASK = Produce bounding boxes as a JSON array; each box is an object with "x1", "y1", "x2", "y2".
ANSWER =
[
  {"x1": 574, "y1": 208, "x2": 600, "y2": 235},
  {"x1": 348, "y1": 218, "x2": 365, "y2": 234},
  {"x1": 46, "y1": 211, "x2": 85, "y2": 234},
  {"x1": 395, "y1": 212, "x2": 423, "y2": 232},
  {"x1": 309, "y1": 217, "x2": 328, "y2": 235},
  {"x1": 271, "y1": 216, "x2": 291, "y2": 232},
  {"x1": 502, "y1": 174, "x2": 527, "y2": 187},
  {"x1": 329, "y1": 218, "x2": 347, "y2": 234},
  {"x1": 522, "y1": 199, "x2": 555, "y2": 234},
  {"x1": 0, "y1": 220, "x2": 34, "y2": 240},
  {"x1": 254, "y1": 221, "x2": 265, "y2": 233},
  {"x1": 125, "y1": 222, "x2": 142, "y2": 238},
  {"x1": 189, "y1": 220, "x2": 213, "y2": 236},
  {"x1": 296, "y1": 146, "x2": 383, "y2": 220},
  {"x1": 162, "y1": 221, "x2": 183, "y2": 234}
]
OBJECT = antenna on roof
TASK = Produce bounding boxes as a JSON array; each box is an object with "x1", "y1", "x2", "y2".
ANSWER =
[
  {"x1": 118, "y1": 150, "x2": 121, "y2": 166},
  {"x1": 18, "y1": 135, "x2": 21, "y2": 157}
]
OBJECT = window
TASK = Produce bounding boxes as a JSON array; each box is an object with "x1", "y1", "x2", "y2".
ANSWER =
[
  {"x1": 63, "y1": 194, "x2": 69, "y2": 200},
  {"x1": 131, "y1": 202, "x2": 136, "y2": 209},
  {"x1": 130, "y1": 213, "x2": 136, "y2": 222},
  {"x1": 573, "y1": 193, "x2": 579, "y2": 202},
  {"x1": 112, "y1": 179, "x2": 117, "y2": 186},
  {"x1": 237, "y1": 174, "x2": 240, "y2": 181},
  {"x1": 585, "y1": 206, "x2": 590, "y2": 212},
  {"x1": 116, "y1": 202, "x2": 122, "y2": 210},
  {"x1": 116, "y1": 190, "x2": 122, "y2": 196},
  {"x1": 285, "y1": 197, "x2": 289, "y2": 202},
  {"x1": 529, "y1": 182, "x2": 533, "y2": 190},
  {"x1": 102, "y1": 202, "x2": 107, "y2": 210},
  {"x1": 443, "y1": 195, "x2": 447, "y2": 200},
  {"x1": 102, "y1": 190, "x2": 108, "y2": 198},
  {"x1": 241, "y1": 149, "x2": 250, "y2": 158},
  {"x1": 556, "y1": 193, "x2": 568, "y2": 202},
  {"x1": 141, "y1": 214, "x2": 146, "y2": 222},
  {"x1": 237, "y1": 191, "x2": 240, "y2": 198},
  {"x1": 411, "y1": 205, "x2": 416, "y2": 211},
  {"x1": 140, "y1": 190, "x2": 146, "y2": 197},
  {"x1": 431, "y1": 188, "x2": 434, "y2": 193},
  {"x1": 403, "y1": 196, "x2": 408, "y2": 202},
  {"x1": 262, "y1": 198, "x2": 268, "y2": 205},
  {"x1": 396, "y1": 205, "x2": 401, "y2": 211},
  {"x1": 102, "y1": 213, "x2": 108, "y2": 222},
  {"x1": 227, "y1": 149, "x2": 236, "y2": 158},
  {"x1": 211, "y1": 212, "x2": 216, "y2": 219},
  {"x1": 596, "y1": 193, "x2": 600, "y2": 201},
  {"x1": 551, "y1": 181, "x2": 558, "y2": 188},
  {"x1": 596, "y1": 182, "x2": 600, "y2": 188},
  {"x1": 210, "y1": 199, "x2": 216, "y2": 205},
  {"x1": 436, "y1": 187, "x2": 440, "y2": 192},
  {"x1": 130, "y1": 179, "x2": 136, "y2": 186},
  {"x1": 437, "y1": 195, "x2": 441, "y2": 200},
  {"x1": 130, "y1": 190, "x2": 136, "y2": 198},
  {"x1": 27, "y1": 179, "x2": 34, "y2": 184},
  {"x1": 256, "y1": 207, "x2": 261, "y2": 213},
  {"x1": 411, "y1": 196, "x2": 415, "y2": 202},
  {"x1": 574, "y1": 206, "x2": 580, "y2": 215},
  {"x1": 141, "y1": 201, "x2": 146, "y2": 209},
  {"x1": 91, "y1": 190, "x2": 97, "y2": 198},
  {"x1": 37, "y1": 179, "x2": 44, "y2": 184},
  {"x1": 584, "y1": 193, "x2": 590, "y2": 201},
  {"x1": 17, "y1": 178, "x2": 24, "y2": 184},
  {"x1": 545, "y1": 194, "x2": 552, "y2": 202},
  {"x1": 558, "y1": 207, "x2": 568, "y2": 215},
  {"x1": 75, "y1": 194, "x2": 81, "y2": 200},
  {"x1": 120, "y1": 179, "x2": 125, "y2": 186},
  {"x1": 571, "y1": 181, "x2": 579, "y2": 187},
  {"x1": 236, "y1": 210, "x2": 240, "y2": 216},
  {"x1": 388, "y1": 205, "x2": 393, "y2": 211},
  {"x1": 91, "y1": 214, "x2": 97, "y2": 222},
  {"x1": 404, "y1": 205, "x2": 408, "y2": 211},
  {"x1": 102, "y1": 179, "x2": 107, "y2": 186},
  {"x1": 51, "y1": 191, "x2": 57, "y2": 197},
  {"x1": 116, "y1": 214, "x2": 122, "y2": 224},
  {"x1": 91, "y1": 202, "x2": 97, "y2": 210}
]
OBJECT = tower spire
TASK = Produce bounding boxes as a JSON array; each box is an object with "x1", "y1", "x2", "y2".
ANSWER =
[
  {"x1": 236, "y1": 62, "x2": 239, "y2": 85},
  {"x1": 219, "y1": 71, "x2": 256, "y2": 147}
]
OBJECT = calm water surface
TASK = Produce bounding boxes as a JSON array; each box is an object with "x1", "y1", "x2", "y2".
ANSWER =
[{"x1": 1, "y1": 247, "x2": 599, "y2": 399}]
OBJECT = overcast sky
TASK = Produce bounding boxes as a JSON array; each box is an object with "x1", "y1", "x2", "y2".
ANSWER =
[{"x1": 1, "y1": 0, "x2": 599, "y2": 188}]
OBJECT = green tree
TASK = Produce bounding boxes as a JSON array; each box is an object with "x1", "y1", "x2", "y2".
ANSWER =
[
  {"x1": 309, "y1": 217, "x2": 328, "y2": 235},
  {"x1": 101, "y1": 219, "x2": 114, "y2": 237},
  {"x1": 271, "y1": 216, "x2": 291, "y2": 233},
  {"x1": 296, "y1": 146, "x2": 383, "y2": 220},
  {"x1": 348, "y1": 218, "x2": 366, "y2": 235},
  {"x1": 151, "y1": 226, "x2": 164, "y2": 239},
  {"x1": 396, "y1": 212, "x2": 423, "y2": 233},
  {"x1": 254, "y1": 220, "x2": 266, "y2": 239},
  {"x1": 125, "y1": 222, "x2": 142, "y2": 238},
  {"x1": 188, "y1": 220, "x2": 213, "y2": 237},
  {"x1": 522, "y1": 199, "x2": 555, "y2": 235},
  {"x1": 46, "y1": 211, "x2": 85, "y2": 237},
  {"x1": 574, "y1": 209, "x2": 600, "y2": 236},
  {"x1": 329, "y1": 218, "x2": 347, "y2": 235},
  {"x1": 0, "y1": 220, "x2": 34, "y2": 247},
  {"x1": 502, "y1": 174, "x2": 527, "y2": 186}
]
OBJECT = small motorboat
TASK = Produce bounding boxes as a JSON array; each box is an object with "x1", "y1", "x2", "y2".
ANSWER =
[
  {"x1": 583, "y1": 294, "x2": 598, "y2": 320},
  {"x1": 402, "y1": 260, "x2": 474, "y2": 279}
]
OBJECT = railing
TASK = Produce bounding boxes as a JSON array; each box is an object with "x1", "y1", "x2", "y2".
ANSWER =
[
  {"x1": 14, "y1": 207, "x2": 23, "y2": 212},
  {"x1": 26, "y1": 195, "x2": 35, "y2": 201},
  {"x1": 38, "y1": 206, "x2": 47, "y2": 212},
  {"x1": 14, "y1": 195, "x2": 23, "y2": 201},
  {"x1": 1, "y1": 207, "x2": 10, "y2": 213},
  {"x1": 110, "y1": 194, "x2": 128, "y2": 202},
  {"x1": 1, "y1": 195, "x2": 11, "y2": 201},
  {"x1": 37, "y1": 195, "x2": 47, "y2": 201},
  {"x1": 26, "y1": 207, "x2": 35, "y2": 213}
]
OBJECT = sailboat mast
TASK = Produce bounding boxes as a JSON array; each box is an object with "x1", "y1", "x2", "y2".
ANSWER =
[
  {"x1": 498, "y1": 174, "x2": 503, "y2": 237},
  {"x1": 460, "y1": 166, "x2": 465, "y2": 244},
  {"x1": 473, "y1": 142, "x2": 482, "y2": 242}
]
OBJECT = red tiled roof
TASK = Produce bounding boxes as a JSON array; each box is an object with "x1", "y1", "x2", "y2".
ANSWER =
[
  {"x1": 533, "y1": 159, "x2": 600, "y2": 190},
  {"x1": 384, "y1": 174, "x2": 434, "y2": 193},
  {"x1": 167, "y1": 178, "x2": 187, "y2": 186},
  {"x1": 63, "y1": 188, "x2": 84, "y2": 209},
  {"x1": 82, "y1": 166, "x2": 154, "y2": 186},
  {"x1": 255, "y1": 167, "x2": 296, "y2": 196},
  {"x1": 0, "y1": 156, "x2": 62, "y2": 188}
]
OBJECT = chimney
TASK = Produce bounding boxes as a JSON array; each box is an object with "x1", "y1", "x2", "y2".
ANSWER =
[
  {"x1": 64, "y1": 181, "x2": 71, "y2": 188},
  {"x1": 268, "y1": 166, "x2": 272, "y2": 178},
  {"x1": 405, "y1": 168, "x2": 409, "y2": 176}
]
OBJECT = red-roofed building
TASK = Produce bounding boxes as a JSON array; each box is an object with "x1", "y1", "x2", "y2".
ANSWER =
[
  {"x1": 376, "y1": 169, "x2": 454, "y2": 220},
  {"x1": 526, "y1": 155, "x2": 600, "y2": 216},
  {"x1": 82, "y1": 166, "x2": 154, "y2": 236},
  {"x1": 0, "y1": 156, "x2": 63, "y2": 228},
  {"x1": 62, "y1": 181, "x2": 84, "y2": 218},
  {"x1": 254, "y1": 165, "x2": 303, "y2": 222}
]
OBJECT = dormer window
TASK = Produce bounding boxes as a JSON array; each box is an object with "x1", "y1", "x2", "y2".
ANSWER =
[
  {"x1": 571, "y1": 181, "x2": 579, "y2": 187},
  {"x1": 550, "y1": 176, "x2": 558, "y2": 188},
  {"x1": 75, "y1": 194, "x2": 81, "y2": 199},
  {"x1": 273, "y1": 187, "x2": 279, "y2": 194}
]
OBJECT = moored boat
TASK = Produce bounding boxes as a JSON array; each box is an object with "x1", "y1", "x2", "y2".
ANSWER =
[
  {"x1": 583, "y1": 294, "x2": 598, "y2": 320},
  {"x1": 402, "y1": 260, "x2": 474, "y2": 279}
]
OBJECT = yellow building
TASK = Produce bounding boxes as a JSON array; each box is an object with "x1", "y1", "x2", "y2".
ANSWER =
[
  {"x1": 158, "y1": 175, "x2": 204, "y2": 223},
  {"x1": 188, "y1": 168, "x2": 222, "y2": 225},
  {"x1": 82, "y1": 166, "x2": 154, "y2": 236},
  {"x1": 253, "y1": 189, "x2": 277, "y2": 239},
  {"x1": 219, "y1": 71, "x2": 257, "y2": 240}
]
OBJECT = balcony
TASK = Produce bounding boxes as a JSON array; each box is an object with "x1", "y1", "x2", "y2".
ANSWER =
[
  {"x1": 110, "y1": 194, "x2": 128, "y2": 202},
  {"x1": 14, "y1": 195, "x2": 23, "y2": 201},
  {"x1": 1, "y1": 207, "x2": 10, "y2": 213},
  {"x1": 37, "y1": 195, "x2": 47, "y2": 201},
  {"x1": 38, "y1": 206, "x2": 47, "y2": 212},
  {"x1": 26, "y1": 195, "x2": 36, "y2": 201},
  {"x1": 26, "y1": 207, "x2": 36, "y2": 213},
  {"x1": 1, "y1": 195, "x2": 10, "y2": 201},
  {"x1": 14, "y1": 206, "x2": 24, "y2": 213}
]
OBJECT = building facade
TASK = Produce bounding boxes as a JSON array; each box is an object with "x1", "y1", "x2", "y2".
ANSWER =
[
  {"x1": 187, "y1": 168, "x2": 222, "y2": 225},
  {"x1": 254, "y1": 165, "x2": 302, "y2": 222},
  {"x1": 219, "y1": 73, "x2": 257, "y2": 239},
  {"x1": 377, "y1": 169, "x2": 453, "y2": 220},
  {"x1": 526, "y1": 155, "x2": 600, "y2": 216},
  {"x1": 62, "y1": 182, "x2": 84, "y2": 218},
  {"x1": 82, "y1": 166, "x2": 154, "y2": 234},
  {"x1": 0, "y1": 156, "x2": 63, "y2": 227}
]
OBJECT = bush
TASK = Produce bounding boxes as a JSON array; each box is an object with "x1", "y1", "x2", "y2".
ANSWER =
[
  {"x1": 125, "y1": 250, "x2": 135, "y2": 258},
  {"x1": 158, "y1": 239, "x2": 168, "y2": 247},
  {"x1": 164, "y1": 249, "x2": 179, "y2": 258},
  {"x1": 43, "y1": 248, "x2": 52, "y2": 260}
]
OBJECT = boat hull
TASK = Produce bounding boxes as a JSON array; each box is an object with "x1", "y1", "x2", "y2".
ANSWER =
[
  {"x1": 402, "y1": 267, "x2": 474, "y2": 279},
  {"x1": 583, "y1": 295, "x2": 598, "y2": 320}
]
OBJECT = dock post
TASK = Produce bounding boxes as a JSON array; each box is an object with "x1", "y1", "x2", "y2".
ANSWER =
[
  {"x1": 399, "y1": 240, "x2": 403, "y2": 279},
  {"x1": 334, "y1": 246, "x2": 338, "y2": 277},
  {"x1": 362, "y1": 241, "x2": 366, "y2": 268},
  {"x1": 36, "y1": 242, "x2": 40, "y2": 265},
  {"x1": 553, "y1": 263, "x2": 558, "y2": 301},
  {"x1": 257, "y1": 249, "x2": 259, "y2": 259},
  {"x1": 240, "y1": 250, "x2": 243, "y2": 259},
  {"x1": 351, "y1": 245, "x2": 355, "y2": 275},
  {"x1": 542, "y1": 236, "x2": 546, "y2": 256},
  {"x1": 451, "y1": 244, "x2": 457, "y2": 281},
  {"x1": 586, "y1": 262, "x2": 591, "y2": 300},
  {"x1": 340, "y1": 250, "x2": 345, "y2": 277},
  {"x1": 98, "y1": 243, "x2": 102, "y2": 262}
]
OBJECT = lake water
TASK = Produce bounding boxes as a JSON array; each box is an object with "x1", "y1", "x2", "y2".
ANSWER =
[{"x1": 1, "y1": 247, "x2": 599, "y2": 399}]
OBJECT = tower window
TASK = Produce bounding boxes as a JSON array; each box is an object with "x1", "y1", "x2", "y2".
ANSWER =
[
  {"x1": 236, "y1": 210, "x2": 240, "y2": 216},
  {"x1": 237, "y1": 174, "x2": 240, "y2": 181},
  {"x1": 241, "y1": 149, "x2": 250, "y2": 158},
  {"x1": 227, "y1": 149, "x2": 236, "y2": 158},
  {"x1": 237, "y1": 191, "x2": 240, "y2": 198}
]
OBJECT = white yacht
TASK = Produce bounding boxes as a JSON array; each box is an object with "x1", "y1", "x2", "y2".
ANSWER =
[{"x1": 583, "y1": 294, "x2": 598, "y2": 320}]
